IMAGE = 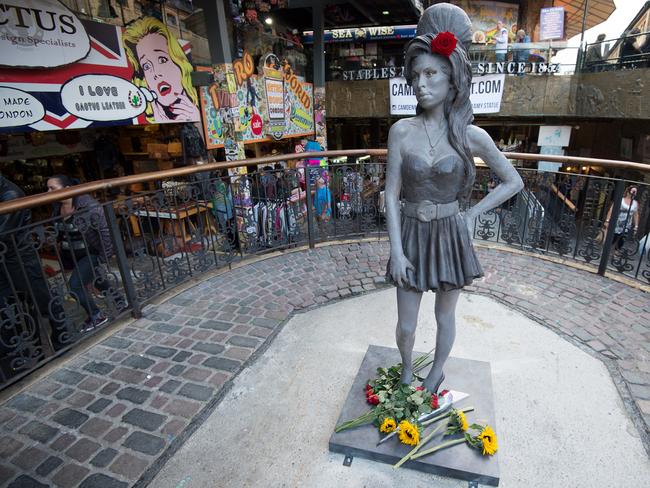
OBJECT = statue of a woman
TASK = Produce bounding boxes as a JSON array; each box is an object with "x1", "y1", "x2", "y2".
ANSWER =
[{"x1": 386, "y1": 3, "x2": 524, "y2": 392}]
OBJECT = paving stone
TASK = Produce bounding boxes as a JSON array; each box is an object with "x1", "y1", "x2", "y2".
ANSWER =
[
  {"x1": 87, "y1": 398, "x2": 112, "y2": 413},
  {"x1": 163, "y1": 398, "x2": 201, "y2": 419},
  {"x1": 52, "y1": 463, "x2": 89, "y2": 488},
  {"x1": 149, "y1": 323, "x2": 181, "y2": 334},
  {"x1": 159, "y1": 379, "x2": 182, "y2": 394},
  {"x1": 145, "y1": 346, "x2": 178, "y2": 358},
  {"x1": 208, "y1": 372, "x2": 231, "y2": 388},
  {"x1": 8, "y1": 475, "x2": 48, "y2": 488},
  {"x1": 227, "y1": 335, "x2": 260, "y2": 348},
  {"x1": 178, "y1": 383, "x2": 214, "y2": 402},
  {"x1": 224, "y1": 347, "x2": 253, "y2": 362},
  {"x1": 172, "y1": 351, "x2": 192, "y2": 362},
  {"x1": 123, "y1": 431, "x2": 166, "y2": 456},
  {"x1": 35, "y1": 456, "x2": 63, "y2": 476},
  {"x1": 80, "y1": 417, "x2": 112, "y2": 438},
  {"x1": 248, "y1": 327, "x2": 272, "y2": 339},
  {"x1": 0, "y1": 437, "x2": 23, "y2": 463},
  {"x1": 7, "y1": 394, "x2": 46, "y2": 413},
  {"x1": 52, "y1": 408, "x2": 89, "y2": 428},
  {"x1": 161, "y1": 418, "x2": 187, "y2": 438},
  {"x1": 191, "y1": 342, "x2": 226, "y2": 355},
  {"x1": 11, "y1": 446, "x2": 48, "y2": 470},
  {"x1": 251, "y1": 317, "x2": 280, "y2": 329},
  {"x1": 66, "y1": 391, "x2": 95, "y2": 408},
  {"x1": 168, "y1": 365, "x2": 186, "y2": 376},
  {"x1": 51, "y1": 369, "x2": 86, "y2": 385},
  {"x1": 66, "y1": 438, "x2": 101, "y2": 462},
  {"x1": 102, "y1": 337, "x2": 133, "y2": 349},
  {"x1": 52, "y1": 387, "x2": 74, "y2": 400},
  {"x1": 104, "y1": 427, "x2": 128, "y2": 443},
  {"x1": 122, "y1": 355, "x2": 155, "y2": 370},
  {"x1": 181, "y1": 367, "x2": 212, "y2": 382},
  {"x1": 151, "y1": 362, "x2": 171, "y2": 374},
  {"x1": 122, "y1": 408, "x2": 166, "y2": 431},
  {"x1": 19, "y1": 420, "x2": 59, "y2": 444},
  {"x1": 101, "y1": 382, "x2": 121, "y2": 395},
  {"x1": 116, "y1": 387, "x2": 151, "y2": 405},
  {"x1": 110, "y1": 367, "x2": 148, "y2": 384},
  {"x1": 50, "y1": 433, "x2": 76, "y2": 451},
  {"x1": 109, "y1": 453, "x2": 149, "y2": 480},
  {"x1": 78, "y1": 376, "x2": 106, "y2": 392},
  {"x1": 90, "y1": 448, "x2": 119, "y2": 468},
  {"x1": 106, "y1": 403, "x2": 128, "y2": 418},
  {"x1": 203, "y1": 357, "x2": 241, "y2": 372},
  {"x1": 80, "y1": 473, "x2": 128, "y2": 488},
  {"x1": 83, "y1": 361, "x2": 115, "y2": 375}
]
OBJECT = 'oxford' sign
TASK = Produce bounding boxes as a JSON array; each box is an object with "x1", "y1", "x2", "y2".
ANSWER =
[{"x1": 0, "y1": 0, "x2": 91, "y2": 68}]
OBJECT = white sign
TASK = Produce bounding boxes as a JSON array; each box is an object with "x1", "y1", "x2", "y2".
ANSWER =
[
  {"x1": 538, "y1": 146, "x2": 565, "y2": 172},
  {"x1": 0, "y1": 0, "x2": 91, "y2": 68},
  {"x1": 389, "y1": 75, "x2": 506, "y2": 116},
  {"x1": 60, "y1": 75, "x2": 148, "y2": 121},
  {"x1": 538, "y1": 125, "x2": 572, "y2": 147},
  {"x1": 0, "y1": 86, "x2": 45, "y2": 127},
  {"x1": 540, "y1": 7, "x2": 565, "y2": 41}
]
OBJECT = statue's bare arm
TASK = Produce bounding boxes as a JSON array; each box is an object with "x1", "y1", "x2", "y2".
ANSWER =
[
  {"x1": 466, "y1": 125, "x2": 524, "y2": 219},
  {"x1": 386, "y1": 118, "x2": 415, "y2": 286}
]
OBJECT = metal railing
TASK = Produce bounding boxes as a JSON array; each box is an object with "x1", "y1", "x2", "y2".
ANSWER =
[
  {"x1": 581, "y1": 31, "x2": 650, "y2": 72},
  {"x1": 0, "y1": 149, "x2": 648, "y2": 390}
]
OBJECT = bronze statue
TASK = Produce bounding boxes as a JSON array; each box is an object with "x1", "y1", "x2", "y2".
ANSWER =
[{"x1": 386, "y1": 3, "x2": 524, "y2": 392}]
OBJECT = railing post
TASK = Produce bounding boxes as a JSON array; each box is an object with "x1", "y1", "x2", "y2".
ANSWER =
[
  {"x1": 305, "y1": 166, "x2": 315, "y2": 249},
  {"x1": 103, "y1": 204, "x2": 142, "y2": 317},
  {"x1": 598, "y1": 179, "x2": 624, "y2": 276}
]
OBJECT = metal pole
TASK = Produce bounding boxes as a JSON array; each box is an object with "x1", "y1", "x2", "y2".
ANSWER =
[
  {"x1": 103, "y1": 204, "x2": 142, "y2": 317},
  {"x1": 305, "y1": 167, "x2": 316, "y2": 249},
  {"x1": 312, "y1": 1, "x2": 325, "y2": 87},
  {"x1": 598, "y1": 179, "x2": 624, "y2": 276}
]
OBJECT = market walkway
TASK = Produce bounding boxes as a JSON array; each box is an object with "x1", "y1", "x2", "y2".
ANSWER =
[{"x1": 0, "y1": 242, "x2": 649, "y2": 487}]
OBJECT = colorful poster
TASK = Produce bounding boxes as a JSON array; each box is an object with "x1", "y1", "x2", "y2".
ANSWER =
[
  {"x1": 451, "y1": 1, "x2": 519, "y2": 44},
  {"x1": 200, "y1": 52, "x2": 314, "y2": 149},
  {"x1": 0, "y1": 16, "x2": 200, "y2": 133}
]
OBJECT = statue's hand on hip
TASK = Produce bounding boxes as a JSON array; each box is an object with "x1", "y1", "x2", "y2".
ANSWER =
[
  {"x1": 389, "y1": 253, "x2": 415, "y2": 288},
  {"x1": 460, "y1": 211, "x2": 474, "y2": 237}
]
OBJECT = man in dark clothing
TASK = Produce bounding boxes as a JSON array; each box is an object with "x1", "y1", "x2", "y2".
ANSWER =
[
  {"x1": 0, "y1": 175, "x2": 69, "y2": 381},
  {"x1": 585, "y1": 33, "x2": 606, "y2": 72}
]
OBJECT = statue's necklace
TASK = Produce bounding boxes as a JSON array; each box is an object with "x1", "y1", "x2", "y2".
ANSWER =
[{"x1": 422, "y1": 118, "x2": 447, "y2": 158}]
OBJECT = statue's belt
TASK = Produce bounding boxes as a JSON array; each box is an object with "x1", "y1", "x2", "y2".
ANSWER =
[{"x1": 401, "y1": 200, "x2": 460, "y2": 222}]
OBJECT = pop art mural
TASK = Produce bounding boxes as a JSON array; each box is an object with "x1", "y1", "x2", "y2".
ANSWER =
[
  {"x1": 0, "y1": 5, "x2": 200, "y2": 133},
  {"x1": 200, "y1": 51, "x2": 314, "y2": 149}
]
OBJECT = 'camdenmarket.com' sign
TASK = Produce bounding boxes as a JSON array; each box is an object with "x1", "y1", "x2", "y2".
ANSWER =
[{"x1": 389, "y1": 74, "x2": 506, "y2": 115}]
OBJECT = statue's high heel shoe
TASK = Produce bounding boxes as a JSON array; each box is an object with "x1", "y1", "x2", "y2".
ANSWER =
[{"x1": 432, "y1": 372, "x2": 445, "y2": 394}]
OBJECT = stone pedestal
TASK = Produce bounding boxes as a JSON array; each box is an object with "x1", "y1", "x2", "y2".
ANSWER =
[{"x1": 329, "y1": 345, "x2": 500, "y2": 486}]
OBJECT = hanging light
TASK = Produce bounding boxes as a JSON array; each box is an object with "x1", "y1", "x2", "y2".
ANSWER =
[{"x1": 265, "y1": 17, "x2": 273, "y2": 25}]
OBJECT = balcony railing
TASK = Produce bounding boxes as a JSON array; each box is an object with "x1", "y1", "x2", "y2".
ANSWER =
[{"x1": 0, "y1": 150, "x2": 648, "y2": 390}]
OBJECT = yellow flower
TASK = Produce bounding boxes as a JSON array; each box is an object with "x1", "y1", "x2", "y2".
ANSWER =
[
  {"x1": 478, "y1": 425, "x2": 498, "y2": 455},
  {"x1": 380, "y1": 417, "x2": 397, "y2": 433},
  {"x1": 457, "y1": 411, "x2": 468, "y2": 432},
  {"x1": 398, "y1": 420, "x2": 420, "y2": 446}
]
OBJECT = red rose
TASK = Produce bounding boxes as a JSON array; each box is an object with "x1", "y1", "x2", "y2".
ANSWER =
[
  {"x1": 365, "y1": 387, "x2": 374, "y2": 397},
  {"x1": 368, "y1": 394, "x2": 380, "y2": 405},
  {"x1": 430, "y1": 31, "x2": 457, "y2": 57},
  {"x1": 440, "y1": 389, "x2": 449, "y2": 396},
  {"x1": 416, "y1": 386, "x2": 424, "y2": 391},
  {"x1": 431, "y1": 394, "x2": 439, "y2": 409},
  {"x1": 365, "y1": 384, "x2": 372, "y2": 391}
]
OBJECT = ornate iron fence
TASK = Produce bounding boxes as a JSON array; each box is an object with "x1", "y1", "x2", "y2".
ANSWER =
[{"x1": 0, "y1": 151, "x2": 648, "y2": 389}]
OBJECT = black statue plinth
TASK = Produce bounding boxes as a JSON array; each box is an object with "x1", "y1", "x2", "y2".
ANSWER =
[{"x1": 329, "y1": 345, "x2": 500, "y2": 486}]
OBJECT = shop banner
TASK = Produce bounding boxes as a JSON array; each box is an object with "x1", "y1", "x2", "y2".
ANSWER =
[
  {"x1": 200, "y1": 52, "x2": 314, "y2": 149},
  {"x1": 389, "y1": 75, "x2": 505, "y2": 116},
  {"x1": 0, "y1": 0, "x2": 91, "y2": 69},
  {"x1": 0, "y1": 16, "x2": 200, "y2": 133},
  {"x1": 540, "y1": 7, "x2": 565, "y2": 41},
  {"x1": 302, "y1": 25, "x2": 417, "y2": 44}
]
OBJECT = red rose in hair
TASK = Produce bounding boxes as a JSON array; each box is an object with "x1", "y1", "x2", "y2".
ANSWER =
[
  {"x1": 431, "y1": 31, "x2": 457, "y2": 57},
  {"x1": 368, "y1": 394, "x2": 380, "y2": 405}
]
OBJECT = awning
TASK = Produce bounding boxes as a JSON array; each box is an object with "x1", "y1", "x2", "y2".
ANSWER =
[{"x1": 553, "y1": 0, "x2": 617, "y2": 39}]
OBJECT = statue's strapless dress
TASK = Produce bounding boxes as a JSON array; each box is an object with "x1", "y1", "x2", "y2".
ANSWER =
[{"x1": 387, "y1": 150, "x2": 483, "y2": 292}]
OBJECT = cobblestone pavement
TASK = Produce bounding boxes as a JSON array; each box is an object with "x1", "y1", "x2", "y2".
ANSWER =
[{"x1": 1, "y1": 241, "x2": 649, "y2": 487}]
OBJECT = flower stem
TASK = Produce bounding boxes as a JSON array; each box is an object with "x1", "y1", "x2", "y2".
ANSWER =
[
  {"x1": 411, "y1": 438, "x2": 466, "y2": 460},
  {"x1": 393, "y1": 422, "x2": 445, "y2": 469},
  {"x1": 334, "y1": 410, "x2": 376, "y2": 433},
  {"x1": 422, "y1": 406, "x2": 474, "y2": 428}
]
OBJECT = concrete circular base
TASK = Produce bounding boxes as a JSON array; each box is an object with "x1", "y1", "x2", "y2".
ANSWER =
[{"x1": 152, "y1": 291, "x2": 650, "y2": 487}]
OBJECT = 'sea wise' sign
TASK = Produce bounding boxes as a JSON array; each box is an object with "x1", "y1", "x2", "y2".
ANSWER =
[
  {"x1": 61, "y1": 75, "x2": 148, "y2": 121},
  {"x1": 0, "y1": 86, "x2": 45, "y2": 127},
  {"x1": 0, "y1": 0, "x2": 90, "y2": 68}
]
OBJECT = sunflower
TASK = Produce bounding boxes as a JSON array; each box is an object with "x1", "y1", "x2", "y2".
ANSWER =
[
  {"x1": 456, "y1": 411, "x2": 468, "y2": 432},
  {"x1": 380, "y1": 417, "x2": 397, "y2": 434},
  {"x1": 398, "y1": 420, "x2": 420, "y2": 446},
  {"x1": 478, "y1": 425, "x2": 498, "y2": 455}
]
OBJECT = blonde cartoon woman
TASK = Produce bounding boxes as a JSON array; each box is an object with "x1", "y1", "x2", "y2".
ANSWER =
[{"x1": 123, "y1": 18, "x2": 200, "y2": 123}]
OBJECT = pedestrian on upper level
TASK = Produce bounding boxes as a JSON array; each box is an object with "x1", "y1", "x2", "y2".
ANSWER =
[
  {"x1": 585, "y1": 33, "x2": 607, "y2": 72},
  {"x1": 493, "y1": 20, "x2": 509, "y2": 63}
]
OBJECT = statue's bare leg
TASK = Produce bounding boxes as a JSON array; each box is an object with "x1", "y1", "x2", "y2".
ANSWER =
[
  {"x1": 396, "y1": 287, "x2": 423, "y2": 385},
  {"x1": 423, "y1": 288, "x2": 461, "y2": 392}
]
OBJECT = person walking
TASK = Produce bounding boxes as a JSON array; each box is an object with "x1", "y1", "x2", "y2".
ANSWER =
[{"x1": 604, "y1": 185, "x2": 640, "y2": 250}]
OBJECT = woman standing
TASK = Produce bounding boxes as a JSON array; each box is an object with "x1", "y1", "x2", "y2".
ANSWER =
[
  {"x1": 385, "y1": 4, "x2": 523, "y2": 392},
  {"x1": 604, "y1": 185, "x2": 640, "y2": 250},
  {"x1": 47, "y1": 176, "x2": 125, "y2": 331}
]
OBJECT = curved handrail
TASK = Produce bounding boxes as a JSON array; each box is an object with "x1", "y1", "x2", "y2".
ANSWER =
[{"x1": 0, "y1": 148, "x2": 646, "y2": 215}]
